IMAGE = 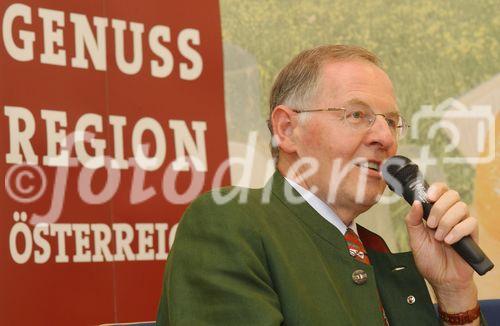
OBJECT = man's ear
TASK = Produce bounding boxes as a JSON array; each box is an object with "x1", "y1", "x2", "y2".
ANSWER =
[{"x1": 270, "y1": 105, "x2": 299, "y2": 154}]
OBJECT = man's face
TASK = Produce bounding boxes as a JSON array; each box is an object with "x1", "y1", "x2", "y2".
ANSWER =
[{"x1": 291, "y1": 60, "x2": 398, "y2": 218}]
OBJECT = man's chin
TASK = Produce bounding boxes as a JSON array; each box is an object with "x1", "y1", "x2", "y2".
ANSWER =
[{"x1": 354, "y1": 190, "x2": 384, "y2": 207}]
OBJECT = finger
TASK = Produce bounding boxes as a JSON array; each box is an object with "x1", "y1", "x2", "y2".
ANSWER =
[
  {"x1": 426, "y1": 182, "x2": 449, "y2": 202},
  {"x1": 426, "y1": 189, "x2": 461, "y2": 229},
  {"x1": 425, "y1": 182, "x2": 449, "y2": 227},
  {"x1": 443, "y1": 216, "x2": 478, "y2": 245},
  {"x1": 405, "y1": 202, "x2": 431, "y2": 252},
  {"x1": 469, "y1": 217, "x2": 479, "y2": 244},
  {"x1": 405, "y1": 201, "x2": 424, "y2": 227},
  {"x1": 433, "y1": 200, "x2": 469, "y2": 241}
]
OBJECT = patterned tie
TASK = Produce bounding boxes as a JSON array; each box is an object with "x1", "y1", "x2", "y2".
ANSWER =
[
  {"x1": 344, "y1": 228, "x2": 371, "y2": 264},
  {"x1": 344, "y1": 228, "x2": 389, "y2": 326}
]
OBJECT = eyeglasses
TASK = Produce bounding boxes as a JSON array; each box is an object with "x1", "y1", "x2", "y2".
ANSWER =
[{"x1": 292, "y1": 106, "x2": 410, "y2": 139}]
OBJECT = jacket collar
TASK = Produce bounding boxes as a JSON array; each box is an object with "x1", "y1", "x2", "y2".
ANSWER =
[
  {"x1": 268, "y1": 171, "x2": 391, "y2": 254},
  {"x1": 268, "y1": 171, "x2": 348, "y2": 252}
]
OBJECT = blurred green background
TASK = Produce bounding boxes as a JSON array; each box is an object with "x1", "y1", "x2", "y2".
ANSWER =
[{"x1": 219, "y1": 0, "x2": 499, "y2": 252}]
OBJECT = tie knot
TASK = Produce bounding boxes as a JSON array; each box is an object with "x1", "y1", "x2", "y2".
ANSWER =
[
  {"x1": 344, "y1": 228, "x2": 361, "y2": 243},
  {"x1": 344, "y1": 228, "x2": 371, "y2": 265}
]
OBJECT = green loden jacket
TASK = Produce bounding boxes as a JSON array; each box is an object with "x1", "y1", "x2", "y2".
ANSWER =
[{"x1": 157, "y1": 172, "x2": 477, "y2": 325}]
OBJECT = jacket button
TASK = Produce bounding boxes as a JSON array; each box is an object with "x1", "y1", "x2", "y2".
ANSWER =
[
  {"x1": 407, "y1": 295, "x2": 416, "y2": 304},
  {"x1": 352, "y1": 269, "x2": 368, "y2": 285}
]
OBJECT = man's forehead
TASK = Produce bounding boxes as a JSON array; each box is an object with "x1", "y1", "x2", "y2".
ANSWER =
[
  {"x1": 320, "y1": 60, "x2": 393, "y2": 89},
  {"x1": 317, "y1": 60, "x2": 397, "y2": 109}
]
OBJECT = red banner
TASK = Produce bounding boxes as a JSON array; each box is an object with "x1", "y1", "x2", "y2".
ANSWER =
[{"x1": 0, "y1": 1, "x2": 228, "y2": 324}]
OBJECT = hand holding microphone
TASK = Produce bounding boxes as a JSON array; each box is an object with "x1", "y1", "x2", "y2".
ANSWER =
[{"x1": 381, "y1": 155, "x2": 494, "y2": 276}]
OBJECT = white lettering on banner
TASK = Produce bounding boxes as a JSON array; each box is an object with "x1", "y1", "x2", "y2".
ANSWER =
[
  {"x1": 108, "y1": 115, "x2": 129, "y2": 169},
  {"x1": 178, "y1": 28, "x2": 203, "y2": 80},
  {"x1": 112, "y1": 19, "x2": 144, "y2": 75},
  {"x1": 3, "y1": 105, "x2": 208, "y2": 172},
  {"x1": 70, "y1": 13, "x2": 108, "y2": 70},
  {"x1": 91, "y1": 224, "x2": 113, "y2": 262},
  {"x1": 136, "y1": 223, "x2": 155, "y2": 260},
  {"x1": 1, "y1": 3, "x2": 204, "y2": 79},
  {"x1": 41, "y1": 109, "x2": 69, "y2": 167},
  {"x1": 132, "y1": 117, "x2": 167, "y2": 171},
  {"x1": 75, "y1": 113, "x2": 106, "y2": 169},
  {"x1": 149, "y1": 25, "x2": 174, "y2": 78},
  {"x1": 4, "y1": 106, "x2": 38, "y2": 164},
  {"x1": 169, "y1": 120, "x2": 208, "y2": 172},
  {"x1": 2, "y1": 3, "x2": 35, "y2": 62},
  {"x1": 38, "y1": 8, "x2": 66, "y2": 66},
  {"x1": 9, "y1": 211, "x2": 176, "y2": 264}
]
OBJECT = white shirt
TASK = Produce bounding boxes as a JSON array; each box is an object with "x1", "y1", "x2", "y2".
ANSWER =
[{"x1": 284, "y1": 177, "x2": 358, "y2": 236}]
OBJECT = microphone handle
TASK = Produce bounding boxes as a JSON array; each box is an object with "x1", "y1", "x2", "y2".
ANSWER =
[
  {"x1": 404, "y1": 179, "x2": 494, "y2": 276},
  {"x1": 452, "y1": 237, "x2": 494, "y2": 276}
]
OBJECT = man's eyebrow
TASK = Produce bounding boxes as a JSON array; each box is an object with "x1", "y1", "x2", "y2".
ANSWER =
[
  {"x1": 343, "y1": 98, "x2": 370, "y2": 107},
  {"x1": 343, "y1": 98, "x2": 399, "y2": 114}
]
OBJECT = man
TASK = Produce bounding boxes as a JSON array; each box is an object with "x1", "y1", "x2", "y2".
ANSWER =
[{"x1": 157, "y1": 45, "x2": 483, "y2": 325}]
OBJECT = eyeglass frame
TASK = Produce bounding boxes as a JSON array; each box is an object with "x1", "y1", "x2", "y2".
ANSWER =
[{"x1": 291, "y1": 107, "x2": 410, "y2": 139}]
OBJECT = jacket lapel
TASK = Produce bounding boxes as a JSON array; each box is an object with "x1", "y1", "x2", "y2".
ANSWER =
[{"x1": 268, "y1": 171, "x2": 349, "y2": 254}]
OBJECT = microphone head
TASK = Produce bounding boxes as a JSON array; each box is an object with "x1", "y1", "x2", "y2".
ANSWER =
[
  {"x1": 381, "y1": 155, "x2": 420, "y2": 195},
  {"x1": 382, "y1": 155, "x2": 411, "y2": 177}
]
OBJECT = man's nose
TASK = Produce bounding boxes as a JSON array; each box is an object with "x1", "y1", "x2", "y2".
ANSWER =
[{"x1": 367, "y1": 115, "x2": 396, "y2": 148}]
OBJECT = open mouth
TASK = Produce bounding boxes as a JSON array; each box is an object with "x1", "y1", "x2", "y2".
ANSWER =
[{"x1": 355, "y1": 161, "x2": 381, "y2": 172}]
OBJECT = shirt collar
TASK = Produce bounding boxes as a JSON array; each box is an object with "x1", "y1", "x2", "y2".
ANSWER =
[{"x1": 284, "y1": 177, "x2": 357, "y2": 236}]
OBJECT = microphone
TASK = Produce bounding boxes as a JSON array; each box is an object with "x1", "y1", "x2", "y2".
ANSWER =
[{"x1": 381, "y1": 155, "x2": 494, "y2": 276}]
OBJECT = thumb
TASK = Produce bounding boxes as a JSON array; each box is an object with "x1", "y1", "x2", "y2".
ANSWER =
[{"x1": 405, "y1": 201, "x2": 426, "y2": 236}]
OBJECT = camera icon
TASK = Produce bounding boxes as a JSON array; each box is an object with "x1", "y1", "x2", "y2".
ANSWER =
[{"x1": 411, "y1": 97, "x2": 495, "y2": 164}]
